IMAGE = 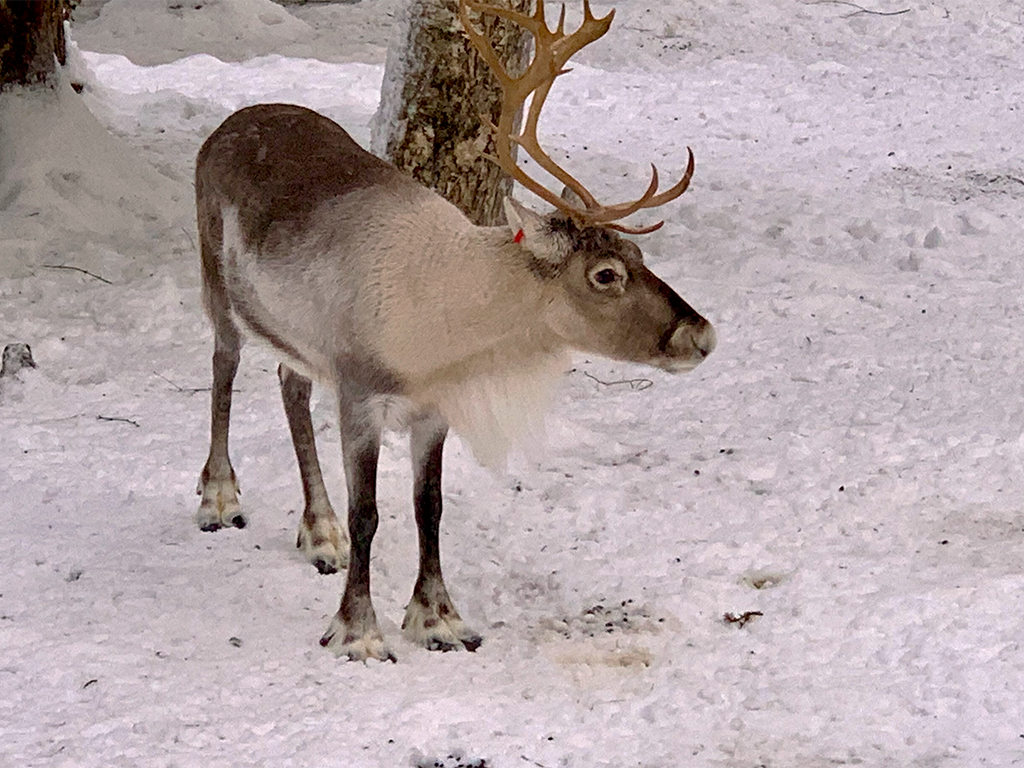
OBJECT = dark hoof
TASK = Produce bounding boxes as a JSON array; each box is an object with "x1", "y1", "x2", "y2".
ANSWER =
[
  {"x1": 230, "y1": 515, "x2": 247, "y2": 529},
  {"x1": 199, "y1": 522, "x2": 222, "y2": 533},
  {"x1": 426, "y1": 639, "x2": 459, "y2": 653},
  {"x1": 313, "y1": 558, "x2": 338, "y2": 576},
  {"x1": 425, "y1": 635, "x2": 483, "y2": 653}
]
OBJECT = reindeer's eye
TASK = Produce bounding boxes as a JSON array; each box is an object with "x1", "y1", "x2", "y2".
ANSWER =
[{"x1": 588, "y1": 261, "x2": 627, "y2": 290}]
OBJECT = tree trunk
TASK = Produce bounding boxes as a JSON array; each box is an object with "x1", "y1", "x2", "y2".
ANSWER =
[
  {"x1": 0, "y1": 0, "x2": 67, "y2": 90},
  {"x1": 372, "y1": 0, "x2": 531, "y2": 227}
]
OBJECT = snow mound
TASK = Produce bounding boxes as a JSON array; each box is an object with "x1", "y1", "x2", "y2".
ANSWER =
[
  {"x1": 73, "y1": 0, "x2": 318, "y2": 66},
  {"x1": 0, "y1": 78, "x2": 188, "y2": 271}
]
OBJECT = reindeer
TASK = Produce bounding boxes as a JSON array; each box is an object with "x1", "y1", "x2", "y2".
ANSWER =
[{"x1": 194, "y1": 0, "x2": 716, "y2": 661}]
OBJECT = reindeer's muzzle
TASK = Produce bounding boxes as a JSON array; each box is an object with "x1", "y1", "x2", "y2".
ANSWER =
[{"x1": 660, "y1": 317, "x2": 717, "y2": 373}]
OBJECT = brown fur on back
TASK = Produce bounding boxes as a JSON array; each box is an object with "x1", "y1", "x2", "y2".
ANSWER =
[{"x1": 196, "y1": 104, "x2": 409, "y2": 253}]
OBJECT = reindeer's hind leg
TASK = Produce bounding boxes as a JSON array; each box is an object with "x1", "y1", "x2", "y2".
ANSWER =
[
  {"x1": 278, "y1": 364, "x2": 348, "y2": 574},
  {"x1": 196, "y1": 313, "x2": 245, "y2": 530},
  {"x1": 402, "y1": 413, "x2": 482, "y2": 652},
  {"x1": 196, "y1": 203, "x2": 245, "y2": 532},
  {"x1": 320, "y1": 398, "x2": 393, "y2": 661}
]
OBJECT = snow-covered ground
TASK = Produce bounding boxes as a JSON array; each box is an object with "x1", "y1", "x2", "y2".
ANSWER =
[{"x1": 2, "y1": 0, "x2": 1023, "y2": 765}]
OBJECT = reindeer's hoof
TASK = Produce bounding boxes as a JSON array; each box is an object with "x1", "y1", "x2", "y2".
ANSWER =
[
  {"x1": 312, "y1": 557, "x2": 337, "y2": 575},
  {"x1": 196, "y1": 475, "x2": 244, "y2": 532},
  {"x1": 297, "y1": 511, "x2": 348, "y2": 574},
  {"x1": 425, "y1": 634, "x2": 483, "y2": 653},
  {"x1": 197, "y1": 510, "x2": 247, "y2": 532},
  {"x1": 320, "y1": 618, "x2": 395, "y2": 662},
  {"x1": 298, "y1": 538, "x2": 346, "y2": 574},
  {"x1": 403, "y1": 600, "x2": 482, "y2": 653}
]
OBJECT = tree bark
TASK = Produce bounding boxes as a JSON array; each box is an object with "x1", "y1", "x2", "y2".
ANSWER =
[
  {"x1": 0, "y1": 0, "x2": 67, "y2": 90},
  {"x1": 372, "y1": 0, "x2": 531, "y2": 227}
]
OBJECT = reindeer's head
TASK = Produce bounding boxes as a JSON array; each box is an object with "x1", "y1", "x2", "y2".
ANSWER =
[
  {"x1": 504, "y1": 196, "x2": 715, "y2": 372},
  {"x1": 462, "y1": 0, "x2": 716, "y2": 373}
]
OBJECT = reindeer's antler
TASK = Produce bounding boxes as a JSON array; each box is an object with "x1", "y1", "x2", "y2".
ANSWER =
[{"x1": 459, "y1": 0, "x2": 694, "y2": 234}]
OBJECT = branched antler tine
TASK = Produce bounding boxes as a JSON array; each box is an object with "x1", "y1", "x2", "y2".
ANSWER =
[
  {"x1": 551, "y1": 8, "x2": 613, "y2": 66},
  {"x1": 534, "y1": 0, "x2": 548, "y2": 28},
  {"x1": 608, "y1": 220, "x2": 665, "y2": 235},
  {"x1": 517, "y1": 78, "x2": 600, "y2": 211},
  {"x1": 644, "y1": 146, "x2": 695, "y2": 207},
  {"x1": 464, "y1": 0, "x2": 550, "y2": 40},
  {"x1": 589, "y1": 164, "x2": 662, "y2": 223},
  {"x1": 589, "y1": 149, "x2": 695, "y2": 223}
]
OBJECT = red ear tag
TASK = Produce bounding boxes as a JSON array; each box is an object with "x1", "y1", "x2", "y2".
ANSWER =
[{"x1": 514, "y1": 229, "x2": 524, "y2": 244}]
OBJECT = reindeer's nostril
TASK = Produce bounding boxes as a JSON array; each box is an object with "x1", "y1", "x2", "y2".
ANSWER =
[
  {"x1": 667, "y1": 320, "x2": 716, "y2": 365},
  {"x1": 697, "y1": 323, "x2": 717, "y2": 357}
]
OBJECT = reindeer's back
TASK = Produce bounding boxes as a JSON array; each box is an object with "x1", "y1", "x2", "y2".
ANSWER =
[{"x1": 196, "y1": 103, "x2": 410, "y2": 252}]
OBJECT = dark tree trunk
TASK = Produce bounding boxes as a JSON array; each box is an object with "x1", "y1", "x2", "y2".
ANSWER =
[
  {"x1": 0, "y1": 0, "x2": 68, "y2": 89},
  {"x1": 372, "y1": 0, "x2": 531, "y2": 227}
]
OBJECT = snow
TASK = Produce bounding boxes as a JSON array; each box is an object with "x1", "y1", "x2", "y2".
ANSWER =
[{"x1": 2, "y1": 0, "x2": 1023, "y2": 765}]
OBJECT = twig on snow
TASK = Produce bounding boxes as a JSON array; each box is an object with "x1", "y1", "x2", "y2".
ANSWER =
[
  {"x1": 41, "y1": 264, "x2": 114, "y2": 285},
  {"x1": 97, "y1": 415, "x2": 140, "y2": 428},
  {"x1": 723, "y1": 611, "x2": 763, "y2": 628},
  {"x1": 153, "y1": 371, "x2": 209, "y2": 395},
  {"x1": 805, "y1": 0, "x2": 910, "y2": 17},
  {"x1": 582, "y1": 370, "x2": 654, "y2": 392}
]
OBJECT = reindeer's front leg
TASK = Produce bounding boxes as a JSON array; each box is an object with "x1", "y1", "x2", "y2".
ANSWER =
[
  {"x1": 320, "y1": 400, "x2": 393, "y2": 662},
  {"x1": 402, "y1": 414, "x2": 483, "y2": 652}
]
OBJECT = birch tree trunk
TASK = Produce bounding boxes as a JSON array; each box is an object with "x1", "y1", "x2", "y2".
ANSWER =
[
  {"x1": 371, "y1": 0, "x2": 531, "y2": 227},
  {"x1": 0, "y1": 0, "x2": 67, "y2": 90}
]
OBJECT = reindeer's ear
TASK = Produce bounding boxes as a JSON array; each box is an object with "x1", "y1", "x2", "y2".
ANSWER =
[{"x1": 504, "y1": 197, "x2": 568, "y2": 265}]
